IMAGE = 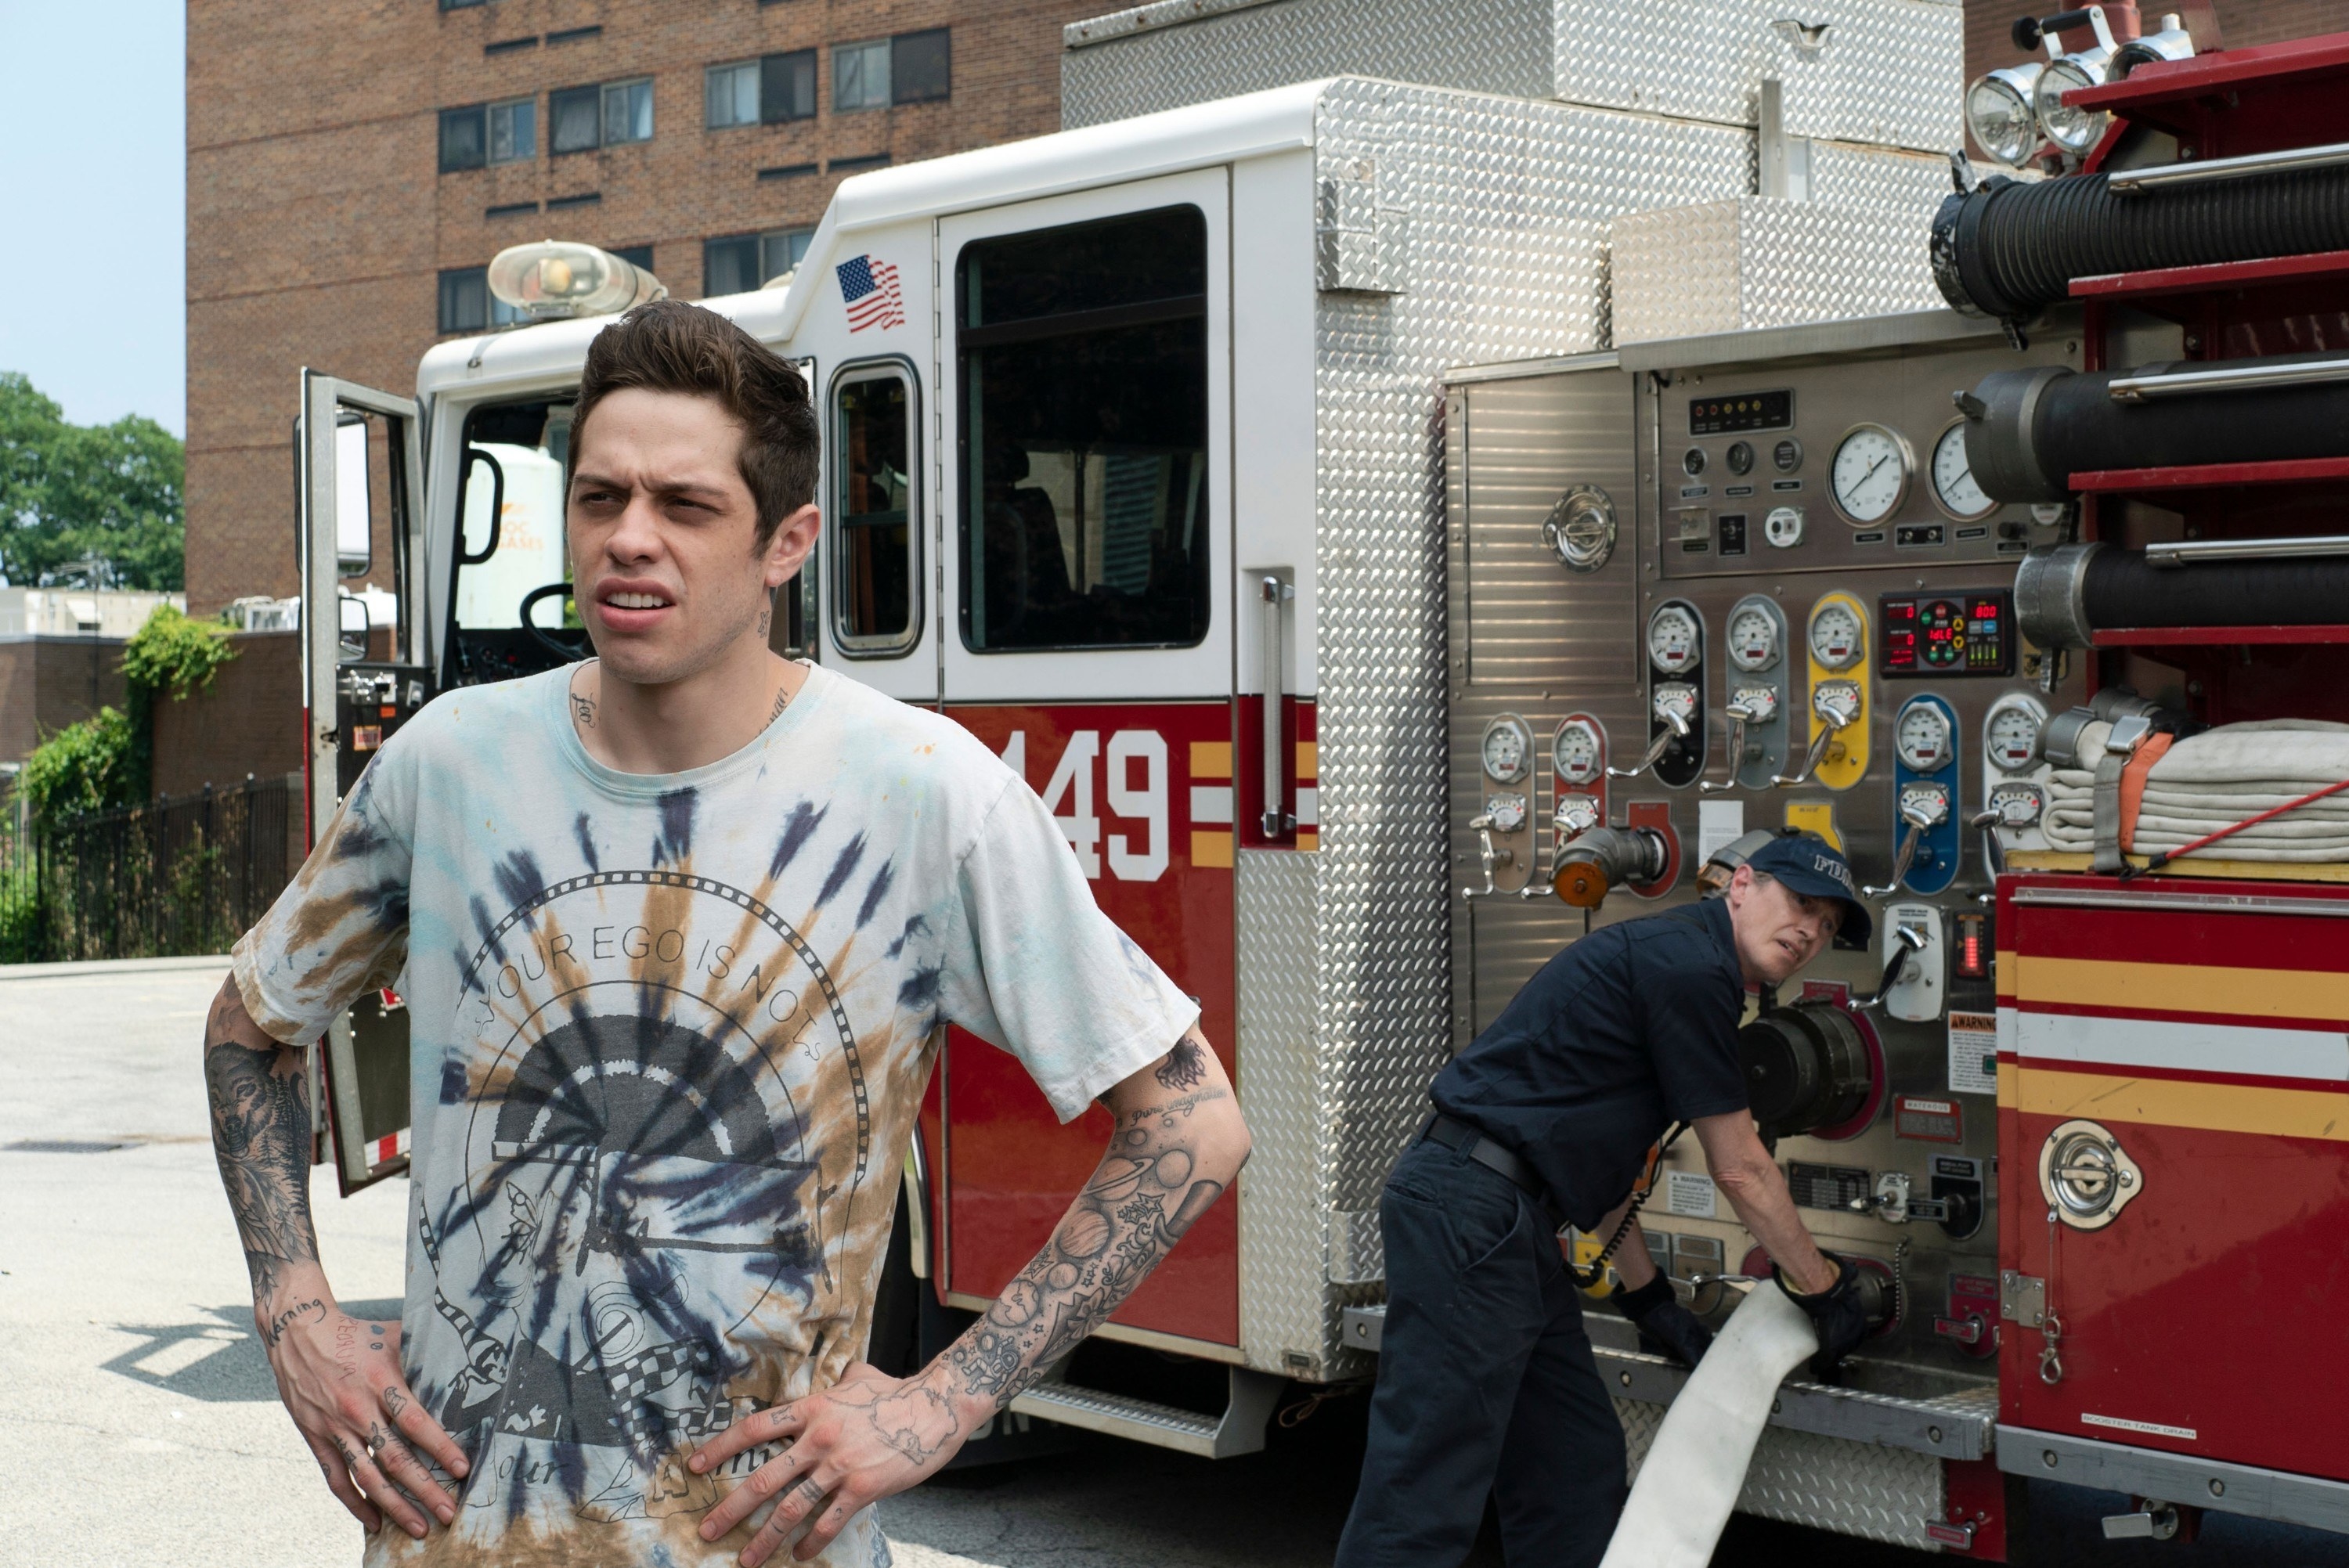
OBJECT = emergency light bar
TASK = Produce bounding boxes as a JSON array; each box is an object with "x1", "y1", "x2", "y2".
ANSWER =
[{"x1": 486, "y1": 240, "x2": 666, "y2": 322}]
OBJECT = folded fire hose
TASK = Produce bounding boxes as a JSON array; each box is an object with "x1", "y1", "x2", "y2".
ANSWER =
[
  {"x1": 1597, "y1": 1285, "x2": 1817, "y2": 1568},
  {"x1": 2043, "y1": 719, "x2": 2349, "y2": 865}
]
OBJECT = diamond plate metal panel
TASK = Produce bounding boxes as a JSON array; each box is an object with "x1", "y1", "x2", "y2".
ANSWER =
[
  {"x1": 1617, "y1": 1399, "x2": 1948, "y2": 1549},
  {"x1": 1777, "y1": 0, "x2": 1964, "y2": 153},
  {"x1": 1809, "y1": 139, "x2": 1959, "y2": 214},
  {"x1": 1063, "y1": 0, "x2": 1552, "y2": 129},
  {"x1": 1610, "y1": 196, "x2": 1943, "y2": 344}
]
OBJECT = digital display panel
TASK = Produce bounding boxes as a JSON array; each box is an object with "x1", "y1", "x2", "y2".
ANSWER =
[
  {"x1": 1880, "y1": 589, "x2": 2014, "y2": 676},
  {"x1": 1689, "y1": 389, "x2": 1793, "y2": 435}
]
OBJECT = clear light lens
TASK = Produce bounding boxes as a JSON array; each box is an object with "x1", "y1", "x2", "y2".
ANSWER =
[
  {"x1": 485, "y1": 240, "x2": 665, "y2": 321},
  {"x1": 2110, "y1": 27, "x2": 2196, "y2": 81},
  {"x1": 2033, "y1": 54, "x2": 2111, "y2": 154},
  {"x1": 1965, "y1": 64, "x2": 2044, "y2": 166}
]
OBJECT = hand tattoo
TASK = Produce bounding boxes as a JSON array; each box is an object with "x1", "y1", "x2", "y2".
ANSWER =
[
  {"x1": 1153, "y1": 1033, "x2": 1207, "y2": 1091},
  {"x1": 204, "y1": 987, "x2": 319, "y2": 1303},
  {"x1": 943, "y1": 1082, "x2": 1232, "y2": 1406},
  {"x1": 382, "y1": 1386, "x2": 408, "y2": 1418},
  {"x1": 262, "y1": 1297, "x2": 327, "y2": 1349}
]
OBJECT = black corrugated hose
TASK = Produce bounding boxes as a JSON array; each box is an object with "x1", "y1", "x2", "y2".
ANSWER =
[{"x1": 1931, "y1": 163, "x2": 2349, "y2": 320}]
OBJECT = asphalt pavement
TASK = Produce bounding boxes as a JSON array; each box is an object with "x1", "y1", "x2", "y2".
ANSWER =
[{"x1": 2, "y1": 958, "x2": 2336, "y2": 1567}]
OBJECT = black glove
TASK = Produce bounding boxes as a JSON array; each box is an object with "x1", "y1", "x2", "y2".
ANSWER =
[
  {"x1": 1612, "y1": 1274, "x2": 1712, "y2": 1368},
  {"x1": 1777, "y1": 1254, "x2": 1870, "y2": 1382}
]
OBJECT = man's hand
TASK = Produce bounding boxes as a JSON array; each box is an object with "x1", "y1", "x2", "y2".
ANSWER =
[
  {"x1": 685, "y1": 1361, "x2": 970, "y2": 1565},
  {"x1": 687, "y1": 1026, "x2": 1250, "y2": 1566},
  {"x1": 256, "y1": 1266, "x2": 471, "y2": 1537},
  {"x1": 205, "y1": 976, "x2": 469, "y2": 1536},
  {"x1": 1611, "y1": 1274, "x2": 1712, "y2": 1368}
]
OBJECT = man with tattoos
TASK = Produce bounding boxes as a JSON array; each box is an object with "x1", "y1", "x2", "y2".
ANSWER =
[{"x1": 207, "y1": 300, "x2": 1249, "y2": 1568}]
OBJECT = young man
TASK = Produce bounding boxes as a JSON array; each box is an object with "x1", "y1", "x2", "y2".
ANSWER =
[
  {"x1": 1334, "y1": 834, "x2": 1875, "y2": 1568},
  {"x1": 205, "y1": 300, "x2": 1250, "y2": 1568}
]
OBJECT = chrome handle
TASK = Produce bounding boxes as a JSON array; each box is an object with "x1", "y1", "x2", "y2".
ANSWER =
[
  {"x1": 2108, "y1": 139, "x2": 2349, "y2": 193},
  {"x1": 1770, "y1": 689, "x2": 1851, "y2": 788},
  {"x1": 1853, "y1": 924, "x2": 1927, "y2": 1013},
  {"x1": 1461, "y1": 815, "x2": 1512, "y2": 900},
  {"x1": 1699, "y1": 708, "x2": 1752, "y2": 795},
  {"x1": 2108, "y1": 356, "x2": 2349, "y2": 403},
  {"x1": 1259, "y1": 577, "x2": 1294, "y2": 837},
  {"x1": 2144, "y1": 533, "x2": 2349, "y2": 565},
  {"x1": 1864, "y1": 801, "x2": 1939, "y2": 897},
  {"x1": 1607, "y1": 707, "x2": 1689, "y2": 780}
]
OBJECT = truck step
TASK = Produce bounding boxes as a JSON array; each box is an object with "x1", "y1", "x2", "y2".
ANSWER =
[{"x1": 1009, "y1": 1365, "x2": 1283, "y2": 1458}]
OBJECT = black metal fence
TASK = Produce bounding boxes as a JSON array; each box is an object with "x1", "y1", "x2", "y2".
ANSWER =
[{"x1": 0, "y1": 773, "x2": 300, "y2": 964}]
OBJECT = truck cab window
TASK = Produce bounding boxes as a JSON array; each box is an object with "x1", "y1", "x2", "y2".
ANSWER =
[
  {"x1": 958, "y1": 204, "x2": 1210, "y2": 652},
  {"x1": 832, "y1": 367, "x2": 918, "y2": 652},
  {"x1": 444, "y1": 398, "x2": 583, "y2": 686}
]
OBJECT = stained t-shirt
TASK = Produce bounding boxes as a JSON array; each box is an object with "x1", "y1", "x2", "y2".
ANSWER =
[
  {"x1": 1429, "y1": 899, "x2": 1748, "y2": 1231},
  {"x1": 232, "y1": 662, "x2": 1196, "y2": 1568}
]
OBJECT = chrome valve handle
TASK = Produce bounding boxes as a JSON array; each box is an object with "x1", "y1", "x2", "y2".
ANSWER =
[
  {"x1": 1461, "y1": 813, "x2": 1514, "y2": 899},
  {"x1": 1700, "y1": 689, "x2": 1776, "y2": 795},
  {"x1": 1864, "y1": 793, "x2": 1947, "y2": 897},
  {"x1": 1609, "y1": 688, "x2": 1697, "y2": 780},
  {"x1": 1770, "y1": 684, "x2": 1859, "y2": 788}
]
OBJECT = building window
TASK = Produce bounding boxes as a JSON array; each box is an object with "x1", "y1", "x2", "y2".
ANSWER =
[
  {"x1": 706, "y1": 61, "x2": 759, "y2": 128},
  {"x1": 702, "y1": 229, "x2": 809, "y2": 296},
  {"x1": 603, "y1": 77, "x2": 654, "y2": 144},
  {"x1": 439, "y1": 105, "x2": 487, "y2": 172},
  {"x1": 893, "y1": 30, "x2": 950, "y2": 103},
  {"x1": 438, "y1": 268, "x2": 526, "y2": 334},
  {"x1": 440, "y1": 0, "x2": 485, "y2": 9},
  {"x1": 489, "y1": 97, "x2": 536, "y2": 163},
  {"x1": 763, "y1": 229, "x2": 813, "y2": 281},
  {"x1": 550, "y1": 85, "x2": 601, "y2": 153},
  {"x1": 612, "y1": 244, "x2": 655, "y2": 272},
  {"x1": 761, "y1": 49, "x2": 817, "y2": 123},
  {"x1": 834, "y1": 39, "x2": 889, "y2": 111}
]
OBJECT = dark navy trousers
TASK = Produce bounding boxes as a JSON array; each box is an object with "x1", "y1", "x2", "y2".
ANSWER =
[{"x1": 1333, "y1": 1134, "x2": 1628, "y2": 1568}]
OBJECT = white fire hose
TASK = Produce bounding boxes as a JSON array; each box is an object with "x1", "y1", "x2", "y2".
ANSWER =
[{"x1": 1597, "y1": 1284, "x2": 1818, "y2": 1568}]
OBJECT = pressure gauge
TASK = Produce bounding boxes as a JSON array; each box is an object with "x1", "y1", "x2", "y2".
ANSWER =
[
  {"x1": 1481, "y1": 715, "x2": 1532, "y2": 784},
  {"x1": 1930, "y1": 421, "x2": 1997, "y2": 521},
  {"x1": 1726, "y1": 605, "x2": 1781, "y2": 672},
  {"x1": 1647, "y1": 604, "x2": 1701, "y2": 674},
  {"x1": 1808, "y1": 600, "x2": 1864, "y2": 671},
  {"x1": 1828, "y1": 424, "x2": 1912, "y2": 525},
  {"x1": 1484, "y1": 794, "x2": 1528, "y2": 833},
  {"x1": 1986, "y1": 699, "x2": 2044, "y2": 772},
  {"x1": 1896, "y1": 704, "x2": 1954, "y2": 771},
  {"x1": 1553, "y1": 719, "x2": 1603, "y2": 785},
  {"x1": 1726, "y1": 441, "x2": 1755, "y2": 476},
  {"x1": 1990, "y1": 782, "x2": 2044, "y2": 827}
]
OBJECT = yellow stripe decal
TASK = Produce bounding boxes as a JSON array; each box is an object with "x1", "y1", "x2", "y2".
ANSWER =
[
  {"x1": 1295, "y1": 741, "x2": 1319, "y2": 779},
  {"x1": 1297, "y1": 830, "x2": 1319, "y2": 852},
  {"x1": 2014, "y1": 1067, "x2": 2349, "y2": 1141},
  {"x1": 1190, "y1": 741, "x2": 1232, "y2": 780},
  {"x1": 1997, "y1": 1060, "x2": 2016, "y2": 1109},
  {"x1": 1191, "y1": 830, "x2": 1234, "y2": 869},
  {"x1": 2015, "y1": 956, "x2": 2349, "y2": 1022}
]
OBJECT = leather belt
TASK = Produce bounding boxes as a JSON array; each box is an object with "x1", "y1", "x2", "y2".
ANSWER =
[{"x1": 1422, "y1": 1113, "x2": 1563, "y2": 1226}]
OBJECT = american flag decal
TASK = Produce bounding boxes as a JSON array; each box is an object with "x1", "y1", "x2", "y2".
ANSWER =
[{"x1": 836, "y1": 254, "x2": 904, "y2": 332}]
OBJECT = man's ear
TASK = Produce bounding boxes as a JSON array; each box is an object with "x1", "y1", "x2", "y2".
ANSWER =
[{"x1": 762, "y1": 503, "x2": 822, "y2": 591}]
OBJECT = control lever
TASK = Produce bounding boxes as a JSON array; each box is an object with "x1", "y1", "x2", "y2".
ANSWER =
[
  {"x1": 1461, "y1": 813, "x2": 1514, "y2": 900},
  {"x1": 1853, "y1": 924, "x2": 1928, "y2": 1013},
  {"x1": 1969, "y1": 806, "x2": 2005, "y2": 881},
  {"x1": 1608, "y1": 687, "x2": 1697, "y2": 780},
  {"x1": 1864, "y1": 788, "x2": 1950, "y2": 896},
  {"x1": 1770, "y1": 683, "x2": 1860, "y2": 788},
  {"x1": 1701, "y1": 687, "x2": 1777, "y2": 794}
]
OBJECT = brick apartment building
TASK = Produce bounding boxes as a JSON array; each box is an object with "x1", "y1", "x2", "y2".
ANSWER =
[{"x1": 184, "y1": 0, "x2": 1113, "y2": 617}]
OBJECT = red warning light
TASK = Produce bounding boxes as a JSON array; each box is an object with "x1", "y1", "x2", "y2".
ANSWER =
[{"x1": 1954, "y1": 912, "x2": 1989, "y2": 979}]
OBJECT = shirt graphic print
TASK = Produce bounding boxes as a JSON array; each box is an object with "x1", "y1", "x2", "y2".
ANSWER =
[{"x1": 233, "y1": 663, "x2": 1196, "y2": 1568}]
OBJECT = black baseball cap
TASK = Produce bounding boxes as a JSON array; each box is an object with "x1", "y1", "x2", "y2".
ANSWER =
[{"x1": 1743, "y1": 831, "x2": 1872, "y2": 948}]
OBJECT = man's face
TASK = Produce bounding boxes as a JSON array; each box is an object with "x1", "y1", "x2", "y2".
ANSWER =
[
  {"x1": 1725, "y1": 865, "x2": 1842, "y2": 986},
  {"x1": 567, "y1": 387, "x2": 813, "y2": 687}
]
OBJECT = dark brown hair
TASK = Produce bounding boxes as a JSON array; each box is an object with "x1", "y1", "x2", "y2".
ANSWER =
[{"x1": 570, "y1": 299, "x2": 821, "y2": 548}]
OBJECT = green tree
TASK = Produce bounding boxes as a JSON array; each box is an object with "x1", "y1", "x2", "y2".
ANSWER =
[
  {"x1": 0, "y1": 372, "x2": 185, "y2": 590},
  {"x1": 18, "y1": 604, "x2": 237, "y2": 825}
]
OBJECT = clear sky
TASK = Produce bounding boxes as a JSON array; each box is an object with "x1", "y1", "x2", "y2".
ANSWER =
[{"x1": 0, "y1": 1, "x2": 186, "y2": 436}]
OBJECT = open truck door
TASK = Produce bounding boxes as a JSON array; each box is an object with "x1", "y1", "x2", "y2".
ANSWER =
[{"x1": 298, "y1": 369, "x2": 430, "y2": 1194}]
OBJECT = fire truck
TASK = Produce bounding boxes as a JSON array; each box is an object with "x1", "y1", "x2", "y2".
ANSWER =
[{"x1": 293, "y1": 0, "x2": 2349, "y2": 1556}]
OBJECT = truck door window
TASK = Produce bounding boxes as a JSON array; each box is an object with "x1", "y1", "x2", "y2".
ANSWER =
[
  {"x1": 957, "y1": 204, "x2": 1210, "y2": 652},
  {"x1": 444, "y1": 398, "x2": 581, "y2": 686},
  {"x1": 832, "y1": 365, "x2": 918, "y2": 654}
]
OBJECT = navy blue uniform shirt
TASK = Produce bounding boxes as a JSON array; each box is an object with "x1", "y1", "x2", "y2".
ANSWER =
[{"x1": 1430, "y1": 899, "x2": 1750, "y2": 1231}]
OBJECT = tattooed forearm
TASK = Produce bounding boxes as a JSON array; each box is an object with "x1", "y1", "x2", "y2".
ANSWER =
[
  {"x1": 940, "y1": 1072, "x2": 1238, "y2": 1408},
  {"x1": 204, "y1": 982, "x2": 320, "y2": 1303}
]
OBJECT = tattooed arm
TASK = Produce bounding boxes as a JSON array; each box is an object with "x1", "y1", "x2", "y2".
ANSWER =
[
  {"x1": 691, "y1": 1026, "x2": 1250, "y2": 1565},
  {"x1": 205, "y1": 976, "x2": 471, "y2": 1537}
]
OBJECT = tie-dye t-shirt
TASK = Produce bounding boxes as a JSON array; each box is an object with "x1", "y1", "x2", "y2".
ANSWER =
[{"x1": 230, "y1": 661, "x2": 1196, "y2": 1568}]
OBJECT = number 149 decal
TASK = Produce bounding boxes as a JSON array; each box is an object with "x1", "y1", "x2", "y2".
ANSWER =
[{"x1": 1001, "y1": 730, "x2": 1169, "y2": 882}]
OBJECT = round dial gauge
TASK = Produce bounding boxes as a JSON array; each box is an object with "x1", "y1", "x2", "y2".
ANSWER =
[
  {"x1": 1829, "y1": 424, "x2": 1911, "y2": 525},
  {"x1": 1647, "y1": 604, "x2": 1701, "y2": 673},
  {"x1": 1727, "y1": 606, "x2": 1781, "y2": 672},
  {"x1": 1682, "y1": 447, "x2": 1707, "y2": 477},
  {"x1": 1484, "y1": 794, "x2": 1528, "y2": 833},
  {"x1": 1726, "y1": 441, "x2": 1755, "y2": 476},
  {"x1": 1808, "y1": 600, "x2": 1864, "y2": 670},
  {"x1": 1930, "y1": 422, "x2": 1996, "y2": 521},
  {"x1": 1896, "y1": 704, "x2": 1953, "y2": 771},
  {"x1": 1481, "y1": 716, "x2": 1532, "y2": 783},
  {"x1": 1773, "y1": 438, "x2": 1804, "y2": 473},
  {"x1": 1986, "y1": 704, "x2": 2043, "y2": 771},
  {"x1": 1991, "y1": 783, "x2": 2044, "y2": 827},
  {"x1": 1553, "y1": 720, "x2": 1603, "y2": 785}
]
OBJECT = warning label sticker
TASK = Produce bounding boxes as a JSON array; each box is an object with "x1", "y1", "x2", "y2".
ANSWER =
[
  {"x1": 1665, "y1": 1170, "x2": 1718, "y2": 1219},
  {"x1": 1948, "y1": 1011, "x2": 1998, "y2": 1096}
]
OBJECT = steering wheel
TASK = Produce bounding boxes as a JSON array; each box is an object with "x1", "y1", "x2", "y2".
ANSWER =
[{"x1": 520, "y1": 582, "x2": 592, "y2": 661}]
